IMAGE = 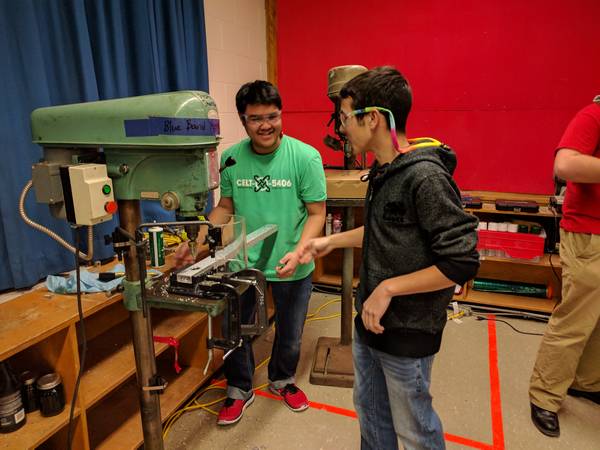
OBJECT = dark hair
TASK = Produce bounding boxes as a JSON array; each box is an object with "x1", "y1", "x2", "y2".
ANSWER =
[
  {"x1": 339, "y1": 66, "x2": 412, "y2": 133},
  {"x1": 235, "y1": 80, "x2": 282, "y2": 115}
]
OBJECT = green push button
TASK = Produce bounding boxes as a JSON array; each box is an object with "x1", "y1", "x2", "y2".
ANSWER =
[{"x1": 102, "y1": 184, "x2": 111, "y2": 195}]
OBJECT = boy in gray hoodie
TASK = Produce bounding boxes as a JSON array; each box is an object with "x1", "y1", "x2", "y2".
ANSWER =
[{"x1": 299, "y1": 67, "x2": 479, "y2": 450}]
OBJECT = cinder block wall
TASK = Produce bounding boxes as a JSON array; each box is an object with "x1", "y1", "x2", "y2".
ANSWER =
[{"x1": 205, "y1": 0, "x2": 267, "y2": 153}]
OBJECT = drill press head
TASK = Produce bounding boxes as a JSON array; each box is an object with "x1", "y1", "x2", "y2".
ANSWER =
[
  {"x1": 324, "y1": 65, "x2": 367, "y2": 165},
  {"x1": 30, "y1": 91, "x2": 221, "y2": 226}
]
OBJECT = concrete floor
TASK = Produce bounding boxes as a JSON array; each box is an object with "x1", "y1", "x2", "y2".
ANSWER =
[{"x1": 165, "y1": 292, "x2": 600, "y2": 450}]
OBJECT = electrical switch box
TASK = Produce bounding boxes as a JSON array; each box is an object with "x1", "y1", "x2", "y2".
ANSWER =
[{"x1": 62, "y1": 164, "x2": 116, "y2": 225}]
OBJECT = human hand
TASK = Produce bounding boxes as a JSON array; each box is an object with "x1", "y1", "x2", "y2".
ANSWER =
[
  {"x1": 173, "y1": 241, "x2": 195, "y2": 268},
  {"x1": 361, "y1": 281, "x2": 392, "y2": 334},
  {"x1": 275, "y1": 251, "x2": 300, "y2": 278},
  {"x1": 297, "y1": 236, "x2": 334, "y2": 264}
]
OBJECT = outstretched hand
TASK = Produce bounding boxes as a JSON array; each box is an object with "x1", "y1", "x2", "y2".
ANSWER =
[
  {"x1": 297, "y1": 236, "x2": 334, "y2": 264},
  {"x1": 173, "y1": 241, "x2": 195, "y2": 268}
]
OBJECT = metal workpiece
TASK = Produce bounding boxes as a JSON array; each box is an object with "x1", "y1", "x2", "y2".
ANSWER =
[{"x1": 175, "y1": 224, "x2": 277, "y2": 284}]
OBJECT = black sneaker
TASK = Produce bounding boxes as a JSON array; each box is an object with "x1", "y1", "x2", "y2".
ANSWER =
[{"x1": 567, "y1": 388, "x2": 600, "y2": 405}]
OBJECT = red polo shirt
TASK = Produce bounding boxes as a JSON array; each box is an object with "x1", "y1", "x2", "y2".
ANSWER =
[{"x1": 557, "y1": 103, "x2": 600, "y2": 235}]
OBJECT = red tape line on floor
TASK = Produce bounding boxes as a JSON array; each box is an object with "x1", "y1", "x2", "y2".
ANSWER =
[
  {"x1": 234, "y1": 314, "x2": 506, "y2": 450},
  {"x1": 445, "y1": 433, "x2": 493, "y2": 450},
  {"x1": 487, "y1": 315, "x2": 506, "y2": 450},
  {"x1": 254, "y1": 389, "x2": 358, "y2": 419},
  {"x1": 254, "y1": 391, "x2": 494, "y2": 449}
]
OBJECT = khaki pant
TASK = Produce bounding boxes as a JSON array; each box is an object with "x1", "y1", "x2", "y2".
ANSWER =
[{"x1": 529, "y1": 229, "x2": 600, "y2": 412}]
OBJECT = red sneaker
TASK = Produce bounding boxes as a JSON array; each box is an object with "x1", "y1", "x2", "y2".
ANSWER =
[
  {"x1": 269, "y1": 383, "x2": 309, "y2": 412},
  {"x1": 216, "y1": 392, "x2": 255, "y2": 425}
]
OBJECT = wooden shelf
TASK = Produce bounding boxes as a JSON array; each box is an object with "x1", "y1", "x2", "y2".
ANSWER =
[
  {"x1": 0, "y1": 290, "x2": 122, "y2": 360},
  {"x1": 465, "y1": 202, "x2": 558, "y2": 217},
  {"x1": 0, "y1": 407, "x2": 80, "y2": 450},
  {"x1": 89, "y1": 364, "x2": 208, "y2": 450},
  {"x1": 0, "y1": 252, "x2": 223, "y2": 450},
  {"x1": 458, "y1": 290, "x2": 557, "y2": 313},
  {"x1": 480, "y1": 253, "x2": 561, "y2": 269},
  {"x1": 81, "y1": 310, "x2": 206, "y2": 408},
  {"x1": 313, "y1": 273, "x2": 359, "y2": 287}
]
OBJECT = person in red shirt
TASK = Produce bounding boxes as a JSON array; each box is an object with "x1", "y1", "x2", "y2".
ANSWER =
[{"x1": 529, "y1": 97, "x2": 600, "y2": 437}]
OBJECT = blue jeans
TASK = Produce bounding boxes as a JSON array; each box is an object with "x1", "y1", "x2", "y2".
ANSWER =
[
  {"x1": 353, "y1": 330, "x2": 445, "y2": 450},
  {"x1": 224, "y1": 274, "x2": 312, "y2": 400}
]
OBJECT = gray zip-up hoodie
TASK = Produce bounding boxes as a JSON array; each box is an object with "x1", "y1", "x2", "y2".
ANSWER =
[{"x1": 356, "y1": 141, "x2": 479, "y2": 356}]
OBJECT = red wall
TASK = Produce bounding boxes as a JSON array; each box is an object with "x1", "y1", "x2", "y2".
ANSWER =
[{"x1": 277, "y1": 0, "x2": 600, "y2": 194}]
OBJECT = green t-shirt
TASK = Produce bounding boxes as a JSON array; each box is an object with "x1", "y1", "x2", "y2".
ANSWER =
[{"x1": 220, "y1": 135, "x2": 327, "y2": 281}]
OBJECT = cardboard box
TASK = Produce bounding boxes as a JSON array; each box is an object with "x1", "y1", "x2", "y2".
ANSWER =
[{"x1": 325, "y1": 169, "x2": 369, "y2": 199}]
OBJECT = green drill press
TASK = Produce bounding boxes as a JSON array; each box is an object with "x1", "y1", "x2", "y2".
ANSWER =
[{"x1": 24, "y1": 91, "x2": 275, "y2": 450}]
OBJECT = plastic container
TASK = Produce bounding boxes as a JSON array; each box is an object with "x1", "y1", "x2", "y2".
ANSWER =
[
  {"x1": 477, "y1": 229, "x2": 545, "y2": 261},
  {"x1": 0, "y1": 362, "x2": 26, "y2": 433}
]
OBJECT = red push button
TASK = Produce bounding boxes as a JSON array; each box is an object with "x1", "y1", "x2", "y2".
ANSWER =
[{"x1": 104, "y1": 201, "x2": 118, "y2": 214}]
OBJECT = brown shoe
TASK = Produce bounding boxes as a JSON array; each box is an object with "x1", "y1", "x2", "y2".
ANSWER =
[{"x1": 530, "y1": 403, "x2": 560, "y2": 437}]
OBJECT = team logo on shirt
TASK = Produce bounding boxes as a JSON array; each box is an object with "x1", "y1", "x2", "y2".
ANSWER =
[
  {"x1": 254, "y1": 175, "x2": 270, "y2": 192},
  {"x1": 235, "y1": 175, "x2": 293, "y2": 192}
]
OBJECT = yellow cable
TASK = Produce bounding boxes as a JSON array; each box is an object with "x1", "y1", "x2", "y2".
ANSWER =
[
  {"x1": 254, "y1": 356, "x2": 271, "y2": 371},
  {"x1": 306, "y1": 299, "x2": 340, "y2": 318},
  {"x1": 306, "y1": 313, "x2": 341, "y2": 323},
  {"x1": 163, "y1": 297, "x2": 343, "y2": 438}
]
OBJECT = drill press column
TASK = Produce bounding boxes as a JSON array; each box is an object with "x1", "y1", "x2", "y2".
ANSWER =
[{"x1": 119, "y1": 200, "x2": 164, "y2": 450}]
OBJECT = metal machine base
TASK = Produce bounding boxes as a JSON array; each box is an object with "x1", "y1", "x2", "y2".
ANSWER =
[{"x1": 309, "y1": 337, "x2": 354, "y2": 388}]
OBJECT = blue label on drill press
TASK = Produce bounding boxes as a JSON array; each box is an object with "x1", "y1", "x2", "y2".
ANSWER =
[{"x1": 124, "y1": 117, "x2": 220, "y2": 137}]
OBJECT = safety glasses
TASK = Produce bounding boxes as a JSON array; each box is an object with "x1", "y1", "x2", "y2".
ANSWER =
[
  {"x1": 339, "y1": 106, "x2": 399, "y2": 150},
  {"x1": 241, "y1": 111, "x2": 282, "y2": 127}
]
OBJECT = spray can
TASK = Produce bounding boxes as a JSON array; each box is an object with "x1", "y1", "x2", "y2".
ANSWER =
[
  {"x1": 325, "y1": 213, "x2": 333, "y2": 236},
  {"x1": 149, "y1": 226, "x2": 164, "y2": 267},
  {"x1": 332, "y1": 214, "x2": 342, "y2": 234}
]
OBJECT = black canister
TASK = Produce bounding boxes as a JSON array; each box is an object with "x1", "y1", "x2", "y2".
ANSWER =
[
  {"x1": 36, "y1": 373, "x2": 65, "y2": 417},
  {"x1": 0, "y1": 361, "x2": 26, "y2": 433},
  {"x1": 19, "y1": 371, "x2": 38, "y2": 413}
]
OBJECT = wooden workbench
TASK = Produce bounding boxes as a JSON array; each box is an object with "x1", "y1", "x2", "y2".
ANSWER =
[{"x1": 0, "y1": 257, "x2": 221, "y2": 450}]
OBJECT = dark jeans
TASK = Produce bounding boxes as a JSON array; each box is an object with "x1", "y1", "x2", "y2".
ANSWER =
[{"x1": 224, "y1": 273, "x2": 312, "y2": 400}]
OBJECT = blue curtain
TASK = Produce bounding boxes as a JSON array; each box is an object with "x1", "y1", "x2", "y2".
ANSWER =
[{"x1": 0, "y1": 0, "x2": 209, "y2": 290}]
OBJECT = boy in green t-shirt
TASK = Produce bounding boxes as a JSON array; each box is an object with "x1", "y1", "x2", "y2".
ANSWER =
[{"x1": 175, "y1": 81, "x2": 326, "y2": 425}]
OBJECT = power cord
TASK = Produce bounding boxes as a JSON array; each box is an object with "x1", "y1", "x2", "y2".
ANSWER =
[
  {"x1": 66, "y1": 226, "x2": 87, "y2": 450},
  {"x1": 448, "y1": 304, "x2": 545, "y2": 336},
  {"x1": 474, "y1": 315, "x2": 543, "y2": 336}
]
